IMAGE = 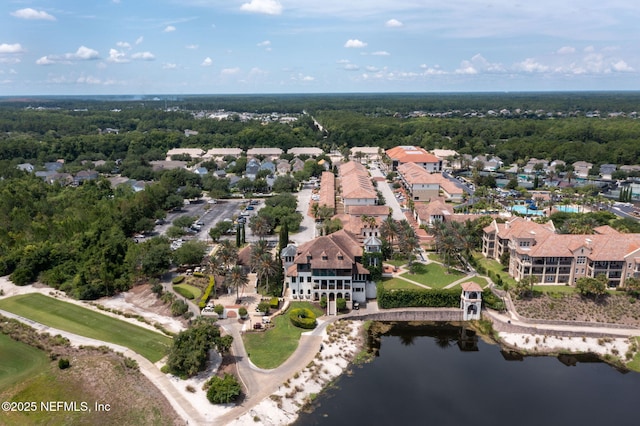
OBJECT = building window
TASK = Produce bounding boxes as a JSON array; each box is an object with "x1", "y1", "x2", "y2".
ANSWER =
[
  {"x1": 577, "y1": 256, "x2": 586, "y2": 264},
  {"x1": 307, "y1": 276, "x2": 311, "y2": 282},
  {"x1": 291, "y1": 277, "x2": 296, "y2": 283},
  {"x1": 292, "y1": 289, "x2": 296, "y2": 295}
]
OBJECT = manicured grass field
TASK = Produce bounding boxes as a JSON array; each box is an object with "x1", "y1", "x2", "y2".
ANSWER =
[
  {"x1": 381, "y1": 277, "x2": 424, "y2": 290},
  {"x1": 242, "y1": 302, "x2": 324, "y2": 369},
  {"x1": 384, "y1": 259, "x2": 407, "y2": 268},
  {"x1": 0, "y1": 333, "x2": 49, "y2": 391},
  {"x1": 173, "y1": 283, "x2": 201, "y2": 300},
  {"x1": 400, "y1": 262, "x2": 466, "y2": 289},
  {"x1": 533, "y1": 285, "x2": 577, "y2": 294},
  {"x1": 473, "y1": 253, "x2": 518, "y2": 287},
  {"x1": 0, "y1": 294, "x2": 172, "y2": 362}
]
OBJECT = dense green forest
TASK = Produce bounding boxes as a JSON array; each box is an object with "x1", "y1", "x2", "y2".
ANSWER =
[{"x1": 0, "y1": 92, "x2": 639, "y2": 300}]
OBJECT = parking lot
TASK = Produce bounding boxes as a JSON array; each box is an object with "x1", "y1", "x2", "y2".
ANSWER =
[{"x1": 152, "y1": 197, "x2": 264, "y2": 243}]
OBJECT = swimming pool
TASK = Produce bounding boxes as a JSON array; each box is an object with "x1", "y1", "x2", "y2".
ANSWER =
[
  {"x1": 511, "y1": 205, "x2": 546, "y2": 215},
  {"x1": 553, "y1": 205, "x2": 580, "y2": 213}
]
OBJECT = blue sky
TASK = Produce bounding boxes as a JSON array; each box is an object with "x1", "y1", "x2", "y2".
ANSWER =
[{"x1": 1, "y1": 0, "x2": 639, "y2": 95}]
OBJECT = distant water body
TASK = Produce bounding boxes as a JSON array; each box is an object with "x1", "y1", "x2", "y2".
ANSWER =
[{"x1": 295, "y1": 323, "x2": 639, "y2": 426}]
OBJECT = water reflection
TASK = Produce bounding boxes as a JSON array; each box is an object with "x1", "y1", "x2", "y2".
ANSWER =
[{"x1": 295, "y1": 321, "x2": 639, "y2": 426}]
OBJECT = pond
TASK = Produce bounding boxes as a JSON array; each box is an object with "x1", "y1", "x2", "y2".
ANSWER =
[{"x1": 295, "y1": 322, "x2": 639, "y2": 426}]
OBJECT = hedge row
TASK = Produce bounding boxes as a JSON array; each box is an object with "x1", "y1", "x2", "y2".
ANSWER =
[
  {"x1": 269, "y1": 297, "x2": 279, "y2": 309},
  {"x1": 199, "y1": 276, "x2": 215, "y2": 309},
  {"x1": 289, "y1": 308, "x2": 317, "y2": 329},
  {"x1": 172, "y1": 275, "x2": 185, "y2": 284},
  {"x1": 482, "y1": 291, "x2": 506, "y2": 311},
  {"x1": 174, "y1": 285, "x2": 195, "y2": 300},
  {"x1": 377, "y1": 284, "x2": 460, "y2": 309}
]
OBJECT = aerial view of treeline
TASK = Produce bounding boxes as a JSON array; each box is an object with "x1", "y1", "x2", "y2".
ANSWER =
[
  {"x1": 0, "y1": 92, "x2": 639, "y2": 300},
  {"x1": 1, "y1": 92, "x2": 639, "y2": 167}
]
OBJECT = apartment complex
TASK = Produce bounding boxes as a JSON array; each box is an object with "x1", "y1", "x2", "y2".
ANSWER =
[
  {"x1": 386, "y1": 146, "x2": 442, "y2": 172},
  {"x1": 482, "y1": 217, "x2": 640, "y2": 287},
  {"x1": 339, "y1": 161, "x2": 378, "y2": 213},
  {"x1": 396, "y1": 162, "x2": 464, "y2": 202}
]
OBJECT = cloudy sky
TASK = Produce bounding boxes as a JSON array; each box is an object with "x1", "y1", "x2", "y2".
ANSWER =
[{"x1": 1, "y1": 0, "x2": 639, "y2": 95}]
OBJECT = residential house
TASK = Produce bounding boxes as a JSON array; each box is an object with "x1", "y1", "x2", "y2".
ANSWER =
[
  {"x1": 166, "y1": 148, "x2": 204, "y2": 160},
  {"x1": 572, "y1": 161, "x2": 593, "y2": 178},
  {"x1": 290, "y1": 158, "x2": 305, "y2": 173},
  {"x1": 386, "y1": 146, "x2": 442, "y2": 172},
  {"x1": 482, "y1": 217, "x2": 640, "y2": 288},
  {"x1": 247, "y1": 147, "x2": 283, "y2": 160},
  {"x1": 245, "y1": 158, "x2": 261, "y2": 180},
  {"x1": 599, "y1": 164, "x2": 617, "y2": 180},
  {"x1": 282, "y1": 229, "x2": 375, "y2": 311},
  {"x1": 73, "y1": 170, "x2": 99, "y2": 185},
  {"x1": 259, "y1": 161, "x2": 276, "y2": 175},
  {"x1": 16, "y1": 163, "x2": 34, "y2": 173},
  {"x1": 204, "y1": 148, "x2": 243, "y2": 161},
  {"x1": 523, "y1": 158, "x2": 548, "y2": 174},
  {"x1": 276, "y1": 160, "x2": 291, "y2": 174},
  {"x1": 350, "y1": 146, "x2": 382, "y2": 162},
  {"x1": 288, "y1": 147, "x2": 324, "y2": 157}
]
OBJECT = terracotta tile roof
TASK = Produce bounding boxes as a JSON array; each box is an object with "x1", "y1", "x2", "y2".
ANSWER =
[
  {"x1": 339, "y1": 161, "x2": 377, "y2": 200},
  {"x1": 461, "y1": 282, "x2": 483, "y2": 292},
  {"x1": 386, "y1": 146, "x2": 441, "y2": 164},
  {"x1": 292, "y1": 229, "x2": 363, "y2": 271},
  {"x1": 348, "y1": 205, "x2": 390, "y2": 216},
  {"x1": 397, "y1": 163, "x2": 463, "y2": 195}
]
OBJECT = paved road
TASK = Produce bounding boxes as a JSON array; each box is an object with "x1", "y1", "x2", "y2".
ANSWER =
[
  {"x1": 215, "y1": 316, "x2": 331, "y2": 424},
  {"x1": 369, "y1": 167, "x2": 405, "y2": 221},
  {"x1": 291, "y1": 184, "x2": 317, "y2": 245},
  {"x1": 0, "y1": 308, "x2": 204, "y2": 425}
]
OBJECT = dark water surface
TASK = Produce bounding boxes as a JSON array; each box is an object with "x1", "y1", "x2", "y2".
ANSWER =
[{"x1": 295, "y1": 323, "x2": 640, "y2": 426}]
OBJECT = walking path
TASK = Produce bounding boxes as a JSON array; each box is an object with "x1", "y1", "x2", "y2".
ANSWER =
[{"x1": 0, "y1": 308, "x2": 205, "y2": 425}]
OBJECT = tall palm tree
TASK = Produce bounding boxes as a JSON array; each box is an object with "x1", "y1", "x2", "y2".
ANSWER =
[
  {"x1": 249, "y1": 215, "x2": 271, "y2": 240},
  {"x1": 254, "y1": 252, "x2": 279, "y2": 295},
  {"x1": 217, "y1": 240, "x2": 238, "y2": 272},
  {"x1": 380, "y1": 216, "x2": 399, "y2": 248},
  {"x1": 397, "y1": 220, "x2": 419, "y2": 271},
  {"x1": 227, "y1": 265, "x2": 249, "y2": 301},
  {"x1": 250, "y1": 239, "x2": 269, "y2": 272}
]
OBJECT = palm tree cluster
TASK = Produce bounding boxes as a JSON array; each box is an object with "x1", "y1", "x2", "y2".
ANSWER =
[
  {"x1": 209, "y1": 240, "x2": 248, "y2": 301},
  {"x1": 250, "y1": 240, "x2": 280, "y2": 295},
  {"x1": 430, "y1": 221, "x2": 475, "y2": 271},
  {"x1": 380, "y1": 217, "x2": 420, "y2": 269}
]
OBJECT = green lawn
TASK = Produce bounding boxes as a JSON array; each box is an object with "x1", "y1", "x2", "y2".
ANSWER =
[
  {"x1": 0, "y1": 333, "x2": 49, "y2": 391},
  {"x1": 400, "y1": 262, "x2": 467, "y2": 289},
  {"x1": 242, "y1": 302, "x2": 324, "y2": 369},
  {"x1": 0, "y1": 294, "x2": 172, "y2": 362},
  {"x1": 173, "y1": 283, "x2": 201, "y2": 300},
  {"x1": 474, "y1": 254, "x2": 518, "y2": 287},
  {"x1": 381, "y1": 277, "x2": 424, "y2": 290},
  {"x1": 533, "y1": 285, "x2": 577, "y2": 294}
]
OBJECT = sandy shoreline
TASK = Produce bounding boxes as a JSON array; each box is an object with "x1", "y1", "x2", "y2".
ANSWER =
[{"x1": 2, "y1": 277, "x2": 638, "y2": 425}]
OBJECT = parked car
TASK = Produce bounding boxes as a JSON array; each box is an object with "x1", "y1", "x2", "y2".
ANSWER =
[
  {"x1": 246, "y1": 205, "x2": 254, "y2": 210},
  {"x1": 353, "y1": 302, "x2": 360, "y2": 310}
]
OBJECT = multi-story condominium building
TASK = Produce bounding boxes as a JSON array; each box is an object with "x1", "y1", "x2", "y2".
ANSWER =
[
  {"x1": 386, "y1": 146, "x2": 442, "y2": 172},
  {"x1": 281, "y1": 229, "x2": 379, "y2": 312},
  {"x1": 339, "y1": 161, "x2": 378, "y2": 213},
  {"x1": 396, "y1": 162, "x2": 464, "y2": 202},
  {"x1": 482, "y1": 217, "x2": 640, "y2": 287}
]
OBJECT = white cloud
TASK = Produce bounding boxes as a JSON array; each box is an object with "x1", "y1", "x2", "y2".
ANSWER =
[
  {"x1": 365, "y1": 65, "x2": 378, "y2": 72},
  {"x1": 336, "y1": 59, "x2": 350, "y2": 64},
  {"x1": 0, "y1": 43, "x2": 25, "y2": 54},
  {"x1": 514, "y1": 58, "x2": 549, "y2": 73},
  {"x1": 612, "y1": 60, "x2": 634, "y2": 72},
  {"x1": 36, "y1": 56, "x2": 55, "y2": 65},
  {"x1": 456, "y1": 54, "x2": 504, "y2": 74},
  {"x1": 584, "y1": 46, "x2": 595, "y2": 53},
  {"x1": 164, "y1": 25, "x2": 176, "y2": 33},
  {"x1": 257, "y1": 40, "x2": 271, "y2": 47},
  {"x1": 557, "y1": 46, "x2": 575, "y2": 55},
  {"x1": 371, "y1": 51, "x2": 390, "y2": 56},
  {"x1": 240, "y1": 0, "x2": 283, "y2": 15},
  {"x1": 221, "y1": 67, "x2": 240, "y2": 75},
  {"x1": 116, "y1": 41, "x2": 132, "y2": 49},
  {"x1": 135, "y1": 36, "x2": 144, "y2": 45},
  {"x1": 420, "y1": 64, "x2": 447, "y2": 75},
  {"x1": 385, "y1": 19, "x2": 403, "y2": 28},
  {"x1": 73, "y1": 46, "x2": 99, "y2": 60},
  {"x1": 344, "y1": 63, "x2": 359, "y2": 71},
  {"x1": 201, "y1": 57, "x2": 213, "y2": 67},
  {"x1": 344, "y1": 39, "x2": 367, "y2": 48},
  {"x1": 185, "y1": 44, "x2": 199, "y2": 49},
  {"x1": 77, "y1": 75, "x2": 101, "y2": 85},
  {"x1": 163, "y1": 63, "x2": 177, "y2": 69},
  {"x1": 11, "y1": 8, "x2": 56, "y2": 21},
  {"x1": 131, "y1": 51, "x2": 155, "y2": 60},
  {"x1": 107, "y1": 49, "x2": 129, "y2": 63},
  {"x1": 301, "y1": 75, "x2": 314, "y2": 81}
]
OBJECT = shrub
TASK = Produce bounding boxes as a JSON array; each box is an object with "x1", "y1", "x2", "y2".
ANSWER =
[
  {"x1": 238, "y1": 307, "x2": 248, "y2": 317},
  {"x1": 269, "y1": 297, "x2": 279, "y2": 309},
  {"x1": 171, "y1": 299, "x2": 189, "y2": 317},
  {"x1": 151, "y1": 283, "x2": 164, "y2": 295},
  {"x1": 257, "y1": 301, "x2": 270, "y2": 314},
  {"x1": 193, "y1": 272, "x2": 205, "y2": 278},
  {"x1": 199, "y1": 276, "x2": 215, "y2": 309},
  {"x1": 289, "y1": 308, "x2": 317, "y2": 329},
  {"x1": 206, "y1": 374, "x2": 242, "y2": 404},
  {"x1": 319, "y1": 295, "x2": 327, "y2": 308},
  {"x1": 172, "y1": 275, "x2": 185, "y2": 284},
  {"x1": 377, "y1": 283, "x2": 460, "y2": 309},
  {"x1": 58, "y1": 358, "x2": 70, "y2": 369},
  {"x1": 482, "y1": 291, "x2": 506, "y2": 311},
  {"x1": 214, "y1": 304, "x2": 225, "y2": 315},
  {"x1": 336, "y1": 298, "x2": 347, "y2": 311}
]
